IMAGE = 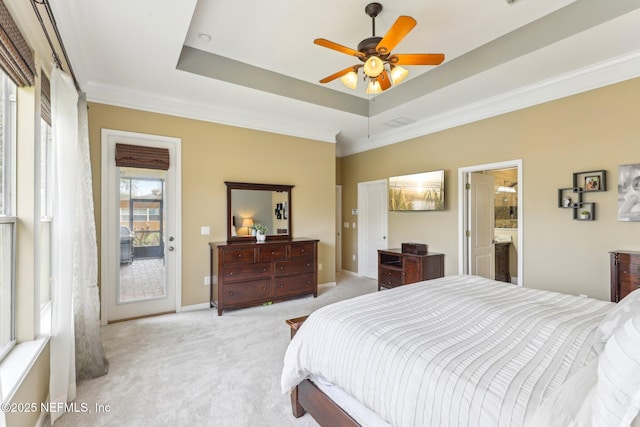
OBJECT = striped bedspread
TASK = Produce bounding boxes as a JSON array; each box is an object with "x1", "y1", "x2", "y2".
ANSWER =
[{"x1": 281, "y1": 275, "x2": 613, "y2": 427}]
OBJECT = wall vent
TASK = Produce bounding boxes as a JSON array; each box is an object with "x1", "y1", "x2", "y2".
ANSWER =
[{"x1": 383, "y1": 117, "x2": 415, "y2": 128}]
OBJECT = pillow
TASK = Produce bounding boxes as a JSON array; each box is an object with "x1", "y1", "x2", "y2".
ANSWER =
[
  {"x1": 592, "y1": 313, "x2": 640, "y2": 427},
  {"x1": 592, "y1": 287, "x2": 640, "y2": 354},
  {"x1": 524, "y1": 359, "x2": 598, "y2": 427}
]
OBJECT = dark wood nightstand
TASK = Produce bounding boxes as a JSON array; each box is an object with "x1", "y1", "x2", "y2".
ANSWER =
[
  {"x1": 610, "y1": 250, "x2": 640, "y2": 302},
  {"x1": 377, "y1": 249, "x2": 444, "y2": 290}
]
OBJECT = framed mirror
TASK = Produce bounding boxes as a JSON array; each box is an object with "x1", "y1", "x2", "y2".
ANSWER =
[{"x1": 225, "y1": 181, "x2": 293, "y2": 242}]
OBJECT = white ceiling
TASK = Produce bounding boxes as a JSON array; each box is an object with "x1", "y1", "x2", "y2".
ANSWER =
[{"x1": 49, "y1": 0, "x2": 640, "y2": 156}]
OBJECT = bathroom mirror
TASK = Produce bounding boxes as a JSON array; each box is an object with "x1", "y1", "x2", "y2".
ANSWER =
[{"x1": 225, "y1": 181, "x2": 293, "y2": 242}]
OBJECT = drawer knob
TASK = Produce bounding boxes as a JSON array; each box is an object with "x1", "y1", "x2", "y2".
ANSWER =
[
  {"x1": 262, "y1": 268, "x2": 267, "y2": 272},
  {"x1": 279, "y1": 284, "x2": 284, "y2": 288},
  {"x1": 387, "y1": 271, "x2": 392, "y2": 276},
  {"x1": 237, "y1": 254, "x2": 242, "y2": 258},
  {"x1": 300, "y1": 249, "x2": 305, "y2": 253},
  {"x1": 229, "y1": 292, "x2": 234, "y2": 296},
  {"x1": 262, "y1": 287, "x2": 266, "y2": 291},
  {"x1": 271, "y1": 251, "x2": 275, "y2": 255},
  {"x1": 280, "y1": 266, "x2": 284, "y2": 270},
  {"x1": 229, "y1": 272, "x2": 234, "y2": 276}
]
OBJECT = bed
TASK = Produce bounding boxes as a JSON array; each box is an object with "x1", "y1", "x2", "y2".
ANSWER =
[{"x1": 281, "y1": 275, "x2": 640, "y2": 427}]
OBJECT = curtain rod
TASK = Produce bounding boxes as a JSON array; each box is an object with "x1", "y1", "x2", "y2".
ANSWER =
[{"x1": 30, "y1": 0, "x2": 80, "y2": 91}]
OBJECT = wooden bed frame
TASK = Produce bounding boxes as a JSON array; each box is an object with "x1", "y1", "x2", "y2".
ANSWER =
[{"x1": 286, "y1": 316, "x2": 361, "y2": 427}]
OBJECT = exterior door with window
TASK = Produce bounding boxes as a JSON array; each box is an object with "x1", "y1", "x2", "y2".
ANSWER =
[{"x1": 101, "y1": 130, "x2": 181, "y2": 323}]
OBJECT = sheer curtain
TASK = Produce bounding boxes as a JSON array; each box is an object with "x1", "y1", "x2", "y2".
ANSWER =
[
  {"x1": 50, "y1": 69, "x2": 108, "y2": 424},
  {"x1": 50, "y1": 67, "x2": 78, "y2": 425},
  {"x1": 73, "y1": 93, "x2": 108, "y2": 379}
]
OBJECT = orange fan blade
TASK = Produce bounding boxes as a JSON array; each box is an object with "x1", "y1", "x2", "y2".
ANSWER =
[
  {"x1": 319, "y1": 66, "x2": 358, "y2": 84},
  {"x1": 389, "y1": 53, "x2": 445, "y2": 66},
  {"x1": 314, "y1": 38, "x2": 365, "y2": 59},
  {"x1": 378, "y1": 71, "x2": 391, "y2": 91},
  {"x1": 376, "y1": 16, "x2": 417, "y2": 55}
]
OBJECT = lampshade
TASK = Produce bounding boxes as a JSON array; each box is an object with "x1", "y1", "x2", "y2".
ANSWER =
[
  {"x1": 390, "y1": 66, "x2": 408, "y2": 85},
  {"x1": 363, "y1": 56, "x2": 384, "y2": 77},
  {"x1": 340, "y1": 71, "x2": 358, "y2": 89},
  {"x1": 366, "y1": 79, "x2": 382, "y2": 95},
  {"x1": 241, "y1": 218, "x2": 254, "y2": 234}
]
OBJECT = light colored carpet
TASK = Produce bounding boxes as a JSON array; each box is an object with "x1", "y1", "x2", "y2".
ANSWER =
[{"x1": 50, "y1": 272, "x2": 377, "y2": 427}]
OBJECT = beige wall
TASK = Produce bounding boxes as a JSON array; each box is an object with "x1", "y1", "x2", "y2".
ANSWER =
[
  {"x1": 87, "y1": 103, "x2": 336, "y2": 307},
  {"x1": 5, "y1": 343, "x2": 50, "y2": 426},
  {"x1": 339, "y1": 77, "x2": 640, "y2": 301}
]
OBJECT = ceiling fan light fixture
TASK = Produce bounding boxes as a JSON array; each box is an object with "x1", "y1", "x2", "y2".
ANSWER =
[
  {"x1": 366, "y1": 79, "x2": 382, "y2": 95},
  {"x1": 390, "y1": 66, "x2": 408, "y2": 85},
  {"x1": 340, "y1": 70, "x2": 359, "y2": 89},
  {"x1": 363, "y1": 56, "x2": 384, "y2": 77}
]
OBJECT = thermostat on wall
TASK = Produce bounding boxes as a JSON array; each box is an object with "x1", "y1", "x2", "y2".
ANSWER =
[{"x1": 352, "y1": 209, "x2": 358, "y2": 215}]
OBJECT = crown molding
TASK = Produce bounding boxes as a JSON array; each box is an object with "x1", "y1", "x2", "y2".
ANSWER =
[
  {"x1": 338, "y1": 50, "x2": 640, "y2": 157},
  {"x1": 84, "y1": 81, "x2": 339, "y2": 144},
  {"x1": 85, "y1": 49, "x2": 640, "y2": 156}
]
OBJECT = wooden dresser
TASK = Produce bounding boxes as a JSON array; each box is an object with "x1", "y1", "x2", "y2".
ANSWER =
[
  {"x1": 210, "y1": 239, "x2": 318, "y2": 315},
  {"x1": 610, "y1": 250, "x2": 640, "y2": 302},
  {"x1": 495, "y1": 242, "x2": 511, "y2": 283},
  {"x1": 377, "y1": 248, "x2": 444, "y2": 290}
]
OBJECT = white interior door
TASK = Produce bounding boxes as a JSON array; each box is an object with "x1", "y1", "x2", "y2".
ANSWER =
[
  {"x1": 336, "y1": 185, "x2": 342, "y2": 272},
  {"x1": 469, "y1": 173, "x2": 495, "y2": 279},
  {"x1": 358, "y1": 179, "x2": 388, "y2": 279},
  {"x1": 101, "y1": 130, "x2": 181, "y2": 323}
]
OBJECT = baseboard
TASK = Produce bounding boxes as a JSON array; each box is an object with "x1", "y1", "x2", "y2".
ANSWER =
[
  {"x1": 337, "y1": 270, "x2": 358, "y2": 277},
  {"x1": 179, "y1": 303, "x2": 211, "y2": 312},
  {"x1": 318, "y1": 281, "x2": 337, "y2": 287}
]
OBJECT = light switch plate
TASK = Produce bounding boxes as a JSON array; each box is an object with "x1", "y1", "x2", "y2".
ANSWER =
[{"x1": 201, "y1": 226, "x2": 210, "y2": 235}]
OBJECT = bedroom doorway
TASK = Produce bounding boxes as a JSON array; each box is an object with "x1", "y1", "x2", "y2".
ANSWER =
[
  {"x1": 459, "y1": 160, "x2": 523, "y2": 286},
  {"x1": 101, "y1": 129, "x2": 182, "y2": 323},
  {"x1": 357, "y1": 179, "x2": 388, "y2": 279}
]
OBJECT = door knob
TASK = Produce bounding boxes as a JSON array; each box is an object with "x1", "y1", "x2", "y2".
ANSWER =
[
  {"x1": 168, "y1": 246, "x2": 175, "y2": 251},
  {"x1": 169, "y1": 236, "x2": 175, "y2": 242}
]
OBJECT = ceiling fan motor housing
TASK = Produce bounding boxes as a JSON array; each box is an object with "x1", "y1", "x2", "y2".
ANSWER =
[{"x1": 357, "y1": 36, "x2": 386, "y2": 60}]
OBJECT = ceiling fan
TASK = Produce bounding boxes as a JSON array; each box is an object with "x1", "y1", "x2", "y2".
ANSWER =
[{"x1": 314, "y1": 2, "x2": 444, "y2": 94}]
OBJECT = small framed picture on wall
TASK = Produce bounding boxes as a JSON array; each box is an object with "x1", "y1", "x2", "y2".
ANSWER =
[{"x1": 584, "y1": 175, "x2": 600, "y2": 191}]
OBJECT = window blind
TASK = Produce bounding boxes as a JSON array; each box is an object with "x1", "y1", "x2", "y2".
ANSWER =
[
  {"x1": 115, "y1": 143, "x2": 170, "y2": 171},
  {"x1": 0, "y1": 0, "x2": 35, "y2": 86},
  {"x1": 41, "y1": 73, "x2": 51, "y2": 125}
]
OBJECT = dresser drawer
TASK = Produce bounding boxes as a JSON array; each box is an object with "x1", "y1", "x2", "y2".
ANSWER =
[
  {"x1": 620, "y1": 280, "x2": 640, "y2": 300},
  {"x1": 275, "y1": 259, "x2": 315, "y2": 277},
  {"x1": 222, "y1": 262, "x2": 271, "y2": 283},
  {"x1": 290, "y1": 242, "x2": 315, "y2": 258},
  {"x1": 222, "y1": 247, "x2": 255, "y2": 264},
  {"x1": 258, "y1": 246, "x2": 286, "y2": 262},
  {"x1": 617, "y1": 263, "x2": 640, "y2": 278},
  {"x1": 379, "y1": 266, "x2": 404, "y2": 288},
  {"x1": 220, "y1": 279, "x2": 271, "y2": 306},
  {"x1": 617, "y1": 253, "x2": 640, "y2": 268},
  {"x1": 274, "y1": 273, "x2": 315, "y2": 297}
]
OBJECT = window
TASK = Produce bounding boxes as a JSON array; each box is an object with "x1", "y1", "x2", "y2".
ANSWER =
[
  {"x1": 39, "y1": 119, "x2": 52, "y2": 312},
  {"x1": 0, "y1": 71, "x2": 17, "y2": 358}
]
